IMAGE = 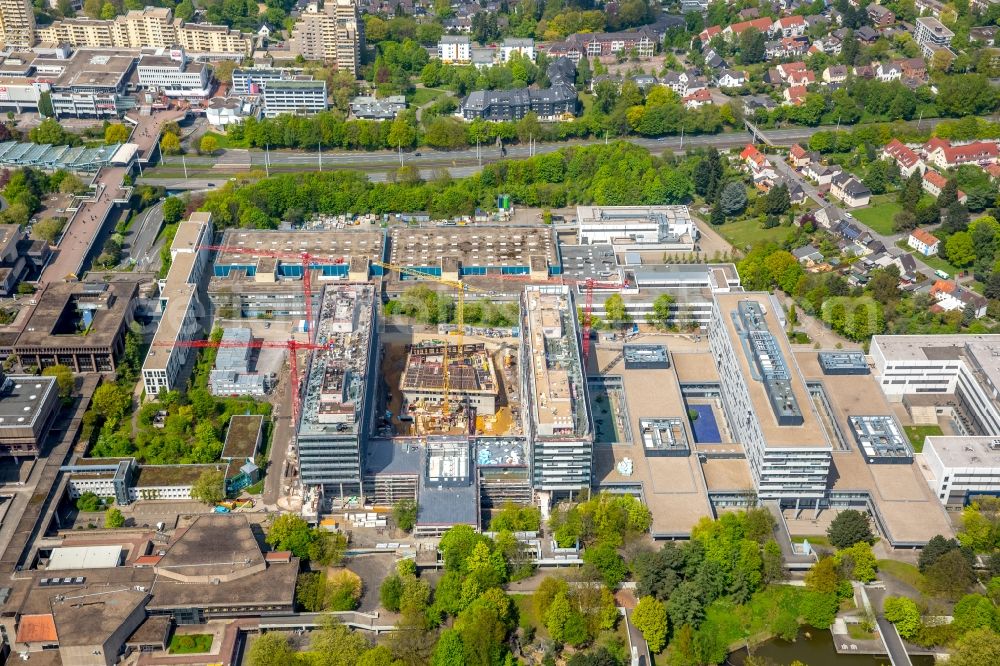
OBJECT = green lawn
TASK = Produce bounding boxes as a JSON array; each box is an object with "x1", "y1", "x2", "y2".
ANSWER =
[
  {"x1": 716, "y1": 217, "x2": 794, "y2": 251},
  {"x1": 791, "y1": 535, "x2": 830, "y2": 547},
  {"x1": 853, "y1": 197, "x2": 902, "y2": 235},
  {"x1": 409, "y1": 88, "x2": 447, "y2": 106},
  {"x1": 198, "y1": 130, "x2": 241, "y2": 150},
  {"x1": 847, "y1": 623, "x2": 877, "y2": 640},
  {"x1": 169, "y1": 634, "x2": 213, "y2": 654},
  {"x1": 903, "y1": 424, "x2": 943, "y2": 453},
  {"x1": 877, "y1": 559, "x2": 925, "y2": 591},
  {"x1": 895, "y1": 240, "x2": 961, "y2": 278}
]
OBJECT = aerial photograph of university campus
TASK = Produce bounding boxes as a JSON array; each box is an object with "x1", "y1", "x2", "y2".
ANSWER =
[{"x1": 3, "y1": 0, "x2": 1000, "y2": 664}]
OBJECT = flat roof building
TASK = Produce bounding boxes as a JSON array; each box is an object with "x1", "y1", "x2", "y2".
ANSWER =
[
  {"x1": 576, "y1": 205, "x2": 699, "y2": 250},
  {"x1": 385, "y1": 225, "x2": 556, "y2": 294},
  {"x1": 11, "y1": 277, "x2": 140, "y2": 374},
  {"x1": 208, "y1": 228, "x2": 381, "y2": 319},
  {"x1": 521, "y1": 285, "x2": 593, "y2": 497},
  {"x1": 0, "y1": 373, "x2": 59, "y2": 458},
  {"x1": 141, "y1": 213, "x2": 213, "y2": 397},
  {"x1": 709, "y1": 293, "x2": 831, "y2": 500},
  {"x1": 297, "y1": 283, "x2": 378, "y2": 499},
  {"x1": 924, "y1": 436, "x2": 1000, "y2": 503},
  {"x1": 208, "y1": 327, "x2": 267, "y2": 397}
]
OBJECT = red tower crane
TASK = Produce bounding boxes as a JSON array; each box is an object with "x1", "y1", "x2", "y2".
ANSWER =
[
  {"x1": 154, "y1": 337, "x2": 330, "y2": 427},
  {"x1": 199, "y1": 245, "x2": 346, "y2": 344}
]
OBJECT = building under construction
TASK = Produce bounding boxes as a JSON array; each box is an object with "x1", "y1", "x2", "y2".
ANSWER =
[
  {"x1": 399, "y1": 342, "x2": 500, "y2": 435},
  {"x1": 207, "y1": 229, "x2": 382, "y2": 319},
  {"x1": 297, "y1": 283, "x2": 379, "y2": 501}
]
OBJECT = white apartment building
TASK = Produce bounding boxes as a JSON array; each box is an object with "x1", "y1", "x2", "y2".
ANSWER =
[
  {"x1": 136, "y1": 50, "x2": 211, "y2": 99},
  {"x1": 709, "y1": 293, "x2": 832, "y2": 501},
  {"x1": 499, "y1": 37, "x2": 535, "y2": 62},
  {"x1": 0, "y1": 0, "x2": 35, "y2": 48},
  {"x1": 141, "y1": 213, "x2": 213, "y2": 397},
  {"x1": 289, "y1": 0, "x2": 363, "y2": 76},
  {"x1": 438, "y1": 35, "x2": 471, "y2": 63},
  {"x1": 36, "y1": 8, "x2": 253, "y2": 57},
  {"x1": 914, "y1": 16, "x2": 954, "y2": 57}
]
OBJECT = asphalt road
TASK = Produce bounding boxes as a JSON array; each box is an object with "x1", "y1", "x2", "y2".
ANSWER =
[
  {"x1": 263, "y1": 366, "x2": 296, "y2": 509},
  {"x1": 121, "y1": 199, "x2": 164, "y2": 271}
]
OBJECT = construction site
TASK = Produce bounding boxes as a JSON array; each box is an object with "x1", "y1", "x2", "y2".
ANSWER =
[{"x1": 381, "y1": 331, "x2": 523, "y2": 438}]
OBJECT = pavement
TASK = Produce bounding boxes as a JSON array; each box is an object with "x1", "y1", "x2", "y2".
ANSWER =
[
  {"x1": 40, "y1": 166, "x2": 129, "y2": 284},
  {"x1": 262, "y1": 364, "x2": 296, "y2": 508}
]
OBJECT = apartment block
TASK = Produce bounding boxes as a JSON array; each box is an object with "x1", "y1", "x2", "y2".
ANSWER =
[
  {"x1": 438, "y1": 35, "x2": 471, "y2": 63},
  {"x1": 0, "y1": 0, "x2": 35, "y2": 48},
  {"x1": 261, "y1": 78, "x2": 327, "y2": 117},
  {"x1": 289, "y1": 0, "x2": 363, "y2": 76},
  {"x1": 36, "y1": 8, "x2": 253, "y2": 57},
  {"x1": 914, "y1": 16, "x2": 954, "y2": 57},
  {"x1": 137, "y1": 50, "x2": 211, "y2": 99}
]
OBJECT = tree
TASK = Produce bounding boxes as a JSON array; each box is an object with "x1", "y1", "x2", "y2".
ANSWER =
[
  {"x1": 953, "y1": 594, "x2": 997, "y2": 633},
  {"x1": 104, "y1": 507, "x2": 125, "y2": 528},
  {"x1": 431, "y1": 629, "x2": 465, "y2": 666},
  {"x1": 83, "y1": 0, "x2": 100, "y2": 17},
  {"x1": 667, "y1": 581, "x2": 704, "y2": 629},
  {"x1": 938, "y1": 178, "x2": 959, "y2": 208},
  {"x1": 380, "y1": 574, "x2": 404, "y2": 612},
  {"x1": 947, "y1": 231, "x2": 976, "y2": 268},
  {"x1": 805, "y1": 556, "x2": 841, "y2": 594},
  {"x1": 864, "y1": 160, "x2": 889, "y2": 195},
  {"x1": 738, "y1": 27, "x2": 766, "y2": 64},
  {"x1": 104, "y1": 123, "x2": 129, "y2": 145},
  {"x1": 58, "y1": 174, "x2": 83, "y2": 194},
  {"x1": 42, "y1": 364, "x2": 74, "y2": 404},
  {"x1": 950, "y1": 627, "x2": 1000, "y2": 666},
  {"x1": 583, "y1": 541, "x2": 627, "y2": 587},
  {"x1": 393, "y1": 498, "x2": 418, "y2": 532},
  {"x1": 311, "y1": 620, "x2": 371, "y2": 666},
  {"x1": 162, "y1": 196, "x2": 185, "y2": 224},
  {"x1": 248, "y1": 632, "x2": 301, "y2": 666},
  {"x1": 38, "y1": 92, "x2": 53, "y2": 118},
  {"x1": 199, "y1": 135, "x2": 219, "y2": 155},
  {"x1": 76, "y1": 491, "x2": 103, "y2": 512},
  {"x1": 827, "y1": 509, "x2": 873, "y2": 548},
  {"x1": 924, "y1": 548, "x2": 976, "y2": 598},
  {"x1": 308, "y1": 531, "x2": 347, "y2": 567},
  {"x1": 546, "y1": 591, "x2": 572, "y2": 641},
  {"x1": 190, "y1": 469, "x2": 225, "y2": 505},
  {"x1": 883, "y1": 596, "x2": 920, "y2": 639},
  {"x1": 719, "y1": 181, "x2": 748, "y2": 216},
  {"x1": 919, "y1": 534, "x2": 962, "y2": 572},
  {"x1": 632, "y1": 596, "x2": 668, "y2": 653},
  {"x1": 100, "y1": 1, "x2": 116, "y2": 19},
  {"x1": 266, "y1": 514, "x2": 316, "y2": 558},
  {"x1": 160, "y1": 132, "x2": 182, "y2": 155},
  {"x1": 92, "y1": 382, "x2": 132, "y2": 425},
  {"x1": 837, "y1": 541, "x2": 877, "y2": 582},
  {"x1": 604, "y1": 293, "x2": 631, "y2": 332},
  {"x1": 649, "y1": 293, "x2": 675, "y2": 330}
]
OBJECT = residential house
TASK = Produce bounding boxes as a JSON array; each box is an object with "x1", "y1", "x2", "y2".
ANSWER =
[
  {"x1": 908, "y1": 228, "x2": 941, "y2": 256},
  {"x1": 740, "y1": 144, "x2": 777, "y2": 181},
  {"x1": 803, "y1": 160, "x2": 843, "y2": 185},
  {"x1": 915, "y1": 0, "x2": 946, "y2": 18},
  {"x1": 716, "y1": 69, "x2": 746, "y2": 88},
  {"x1": 922, "y1": 169, "x2": 949, "y2": 198},
  {"x1": 855, "y1": 26, "x2": 879, "y2": 43},
  {"x1": 986, "y1": 163, "x2": 1000, "y2": 181},
  {"x1": 783, "y1": 85, "x2": 808, "y2": 105},
  {"x1": 723, "y1": 17, "x2": 774, "y2": 41},
  {"x1": 499, "y1": 37, "x2": 535, "y2": 62},
  {"x1": 438, "y1": 35, "x2": 472, "y2": 63},
  {"x1": 892, "y1": 251, "x2": 919, "y2": 281},
  {"x1": 766, "y1": 36, "x2": 810, "y2": 59},
  {"x1": 548, "y1": 28, "x2": 659, "y2": 62},
  {"x1": 698, "y1": 25, "x2": 722, "y2": 45},
  {"x1": 926, "y1": 140, "x2": 999, "y2": 169},
  {"x1": 899, "y1": 57, "x2": 927, "y2": 82},
  {"x1": 853, "y1": 64, "x2": 876, "y2": 79},
  {"x1": 742, "y1": 94, "x2": 778, "y2": 115},
  {"x1": 867, "y1": 3, "x2": 895, "y2": 28},
  {"x1": 789, "y1": 143, "x2": 811, "y2": 168},
  {"x1": 830, "y1": 172, "x2": 872, "y2": 207},
  {"x1": 738, "y1": 8, "x2": 760, "y2": 19},
  {"x1": 815, "y1": 205, "x2": 844, "y2": 229},
  {"x1": 822, "y1": 65, "x2": 848, "y2": 84},
  {"x1": 776, "y1": 62, "x2": 815, "y2": 86},
  {"x1": 772, "y1": 15, "x2": 807, "y2": 37},
  {"x1": 914, "y1": 16, "x2": 953, "y2": 57},
  {"x1": 875, "y1": 61, "x2": 902, "y2": 82},
  {"x1": 792, "y1": 244, "x2": 824, "y2": 264},
  {"x1": 703, "y1": 49, "x2": 726, "y2": 69},
  {"x1": 930, "y1": 280, "x2": 988, "y2": 318},
  {"x1": 811, "y1": 36, "x2": 842, "y2": 56},
  {"x1": 683, "y1": 89, "x2": 713, "y2": 108},
  {"x1": 881, "y1": 138, "x2": 924, "y2": 177}
]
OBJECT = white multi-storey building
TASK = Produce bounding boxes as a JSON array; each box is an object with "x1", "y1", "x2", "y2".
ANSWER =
[
  {"x1": 438, "y1": 35, "x2": 471, "y2": 63},
  {"x1": 576, "y1": 205, "x2": 699, "y2": 248},
  {"x1": 260, "y1": 78, "x2": 327, "y2": 117},
  {"x1": 141, "y1": 213, "x2": 213, "y2": 397},
  {"x1": 136, "y1": 50, "x2": 211, "y2": 99},
  {"x1": 499, "y1": 37, "x2": 535, "y2": 62},
  {"x1": 709, "y1": 293, "x2": 832, "y2": 501}
]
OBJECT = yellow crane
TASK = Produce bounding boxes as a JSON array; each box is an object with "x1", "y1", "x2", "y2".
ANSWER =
[{"x1": 373, "y1": 260, "x2": 489, "y2": 416}]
